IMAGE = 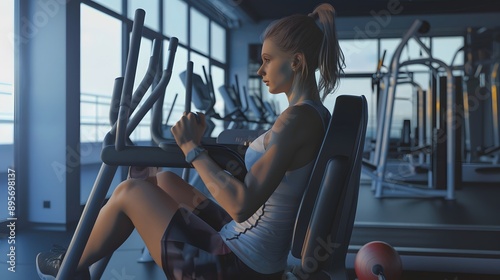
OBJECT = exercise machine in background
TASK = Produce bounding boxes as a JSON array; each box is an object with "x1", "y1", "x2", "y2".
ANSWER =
[
  {"x1": 365, "y1": 20, "x2": 500, "y2": 199},
  {"x1": 179, "y1": 67, "x2": 274, "y2": 134},
  {"x1": 461, "y1": 27, "x2": 500, "y2": 183},
  {"x1": 364, "y1": 19, "x2": 458, "y2": 200}
]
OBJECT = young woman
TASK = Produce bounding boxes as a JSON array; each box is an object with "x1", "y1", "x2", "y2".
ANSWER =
[{"x1": 37, "y1": 3, "x2": 344, "y2": 279}]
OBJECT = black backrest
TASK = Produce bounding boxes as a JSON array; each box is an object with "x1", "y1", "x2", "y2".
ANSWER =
[{"x1": 291, "y1": 95, "x2": 368, "y2": 279}]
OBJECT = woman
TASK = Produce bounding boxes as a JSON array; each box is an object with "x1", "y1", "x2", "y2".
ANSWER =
[{"x1": 37, "y1": 3, "x2": 344, "y2": 279}]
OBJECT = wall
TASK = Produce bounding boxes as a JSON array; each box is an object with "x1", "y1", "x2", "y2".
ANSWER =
[{"x1": 15, "y1": 0, "x2": 81, "y2": 228}]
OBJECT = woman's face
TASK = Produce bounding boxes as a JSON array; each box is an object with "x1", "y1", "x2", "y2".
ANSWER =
[{"x1": 257, "y1": 39, "x2": 295, "y2": 94}]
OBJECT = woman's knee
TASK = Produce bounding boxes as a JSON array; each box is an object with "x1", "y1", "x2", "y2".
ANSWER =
[{"x1": 112, "y1": 179, "x2": 149, "y2": 203}]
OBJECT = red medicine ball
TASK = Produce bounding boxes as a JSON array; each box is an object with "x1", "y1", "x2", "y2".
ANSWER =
[{"x1": 354, "y1": 241, "x2": 402, "y2": 280}]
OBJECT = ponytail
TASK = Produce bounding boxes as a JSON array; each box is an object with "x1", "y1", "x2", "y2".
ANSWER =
[
  {"x1": 309, "y1": 4, "x2": 345, "y2": 101},
  {"x1": 263, "y1": 3, "x2": 344, "y2": 101}
]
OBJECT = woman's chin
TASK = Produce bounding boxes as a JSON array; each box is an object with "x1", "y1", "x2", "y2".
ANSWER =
[{"x1": 267, "y1": 88, "x2": 282, "y2": 94}]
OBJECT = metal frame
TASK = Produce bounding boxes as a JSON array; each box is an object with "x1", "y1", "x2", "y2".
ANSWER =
[{"x1": 366, "y1": 19, "x2": 456, "y2": 200}]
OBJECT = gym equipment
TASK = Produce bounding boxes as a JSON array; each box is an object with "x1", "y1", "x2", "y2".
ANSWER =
[
  {"x1": 460, "y1": 28, "x2": 500, "y2": 182},
  {"x1": 218, "y1": 75, "x2": 249, "y2": 127},
  {"x1": 288, "y1": 95, "x2": 368, "y2": 279},
  {"x1": 178, "y1": 68, "x2": 218, "y2": 136},
  {"x1": 394, "y1": 80, "x2": 427, "y2": 167},
  {"x1": 179, "y1": 67, "x2": 272, "y2": 134},
  {"x1": 57, "y1": 9, "x2": 368, "y2": 279},
  {"x1": 354, "y1": 241, "x2": 402, "y2": 280},
  {"x1": 472, "y1": 62, "x2": 500, "y2": 163},
  {"x1": 56, "y1": 10, "x2": 245, "y2": 279},
  {"x1": 247, "y1": 91, "x2": 278, "y2": 125},
  {"x1": 364, "y1": 19, "x2": 458, "y2": 199}
]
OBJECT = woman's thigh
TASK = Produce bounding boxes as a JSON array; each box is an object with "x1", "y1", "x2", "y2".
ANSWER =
[{"x1": 156, "y1": 170, "x2": 209, "y2": 211}]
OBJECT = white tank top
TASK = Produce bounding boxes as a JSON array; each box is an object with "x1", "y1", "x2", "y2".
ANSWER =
[{"x1": 218, "y1": 100, "x2": 330, "y2": 274}]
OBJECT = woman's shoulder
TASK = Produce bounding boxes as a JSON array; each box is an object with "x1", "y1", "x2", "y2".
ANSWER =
[
  {"x1": 273, "y1": 102, "x2": 326, "y2": 138},
  {"x1": 286, "y1": 101, "x2": 328, "y2": 123}
]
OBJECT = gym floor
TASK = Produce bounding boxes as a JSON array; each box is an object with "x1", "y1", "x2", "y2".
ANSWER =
[{"x1": 1, "y1": 175, "x2": 499, "y2": 279}]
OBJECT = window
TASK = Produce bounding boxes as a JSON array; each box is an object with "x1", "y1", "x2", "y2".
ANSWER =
[
  {"x1": 128, "y1": 0, "x2": 159, "y2": 31},
  {"x1": 211, "y1": 22, "x2": 226, "y2": 63},
  {"x1": 164, "y1": 0, "x2": 188, "y2": 44},
  {"x1": 340, "y1": 39, "x2": 378, "y2": 73},
  {"x1": 129, "y1": 38, "x2": 153, "y2": 141},
  {"x1": 81, "y1": 0, "x2": 228, "y2": 142},
  {"x1": 92, "y1": 0, "x2": 122, "y2": 14},
  {"x1": 80, "y1": 5, "x2": 122, "y2": 143},
  {"x1": 165, "y1": 42, "x2": 188, "y2": 127},
  {"x1": 190, "y1": 8, "x2": 209, "y2": 55},
  {"x1": 0, "y1": 0, "x2": 15, "y2": 145},
  {"x1": 381, "y1": 37, "x2": 431, "y2": 72},
  {"x1": 0, "y1": 0, "x2": 14, "y2": 222},
  {"x1": 432, "y1": 36, "x2": 464, "y2": 67}
]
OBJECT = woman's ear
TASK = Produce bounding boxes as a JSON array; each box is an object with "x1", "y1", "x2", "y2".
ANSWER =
[{"x1": 291, "y1": 53, "x2": 304, "y2": 72}]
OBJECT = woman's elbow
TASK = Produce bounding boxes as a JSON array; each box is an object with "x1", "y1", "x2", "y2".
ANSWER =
[
  {"x1": 228, "y1": 205, "x2": 253, "y2": 223},
  {"x1": 226, "y1": 194, "x2": 253, "y2": 223},
  {"x1": 233, "y1": 211, "x2": 251, "y2": 223}
]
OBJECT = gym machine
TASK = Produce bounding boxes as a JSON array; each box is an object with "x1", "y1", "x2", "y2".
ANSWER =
[
  {"x1": 460, "y1": 27, "x2": 500, "y2": 182},
  {"x1": 179, "y1": 68, "x2": 272, "y2": 134},
  {"x1": 56, "y1": 8, "x2": 369, "y2": 279},
  {"x1": 56, "y1": 10, "x2": 245, "y2": 279},
  {"x1": 364, "y1": 19, "x2": 458, "y2": 200}
]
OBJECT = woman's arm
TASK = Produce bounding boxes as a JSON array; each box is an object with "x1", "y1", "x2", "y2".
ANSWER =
[{"x1": 172, "y1": 106, "x2": 322, "y2": 222}]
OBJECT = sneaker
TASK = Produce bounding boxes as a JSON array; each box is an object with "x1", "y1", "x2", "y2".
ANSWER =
[{"x1": 36, "y1": 245, "x2": 90, "y2": 280}]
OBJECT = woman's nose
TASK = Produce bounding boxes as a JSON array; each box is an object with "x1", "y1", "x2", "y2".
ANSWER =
[{"x1": 257, "y1": 64, "x2": 264, "y2": 76}]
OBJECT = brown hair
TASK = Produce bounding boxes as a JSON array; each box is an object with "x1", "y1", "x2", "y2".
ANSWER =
[{"x1": 262, "y1": 3, "x2": 345, "y2": 100}]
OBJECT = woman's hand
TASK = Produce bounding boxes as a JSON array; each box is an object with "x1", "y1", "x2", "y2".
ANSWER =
[{"x1": 171, "y1": 112, "x2": 207, "y2": 155}]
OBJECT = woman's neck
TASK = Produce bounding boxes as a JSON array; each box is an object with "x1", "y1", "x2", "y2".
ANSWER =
[{"x1": 286, "y1": 77, "x2": 320, "y2": 106}]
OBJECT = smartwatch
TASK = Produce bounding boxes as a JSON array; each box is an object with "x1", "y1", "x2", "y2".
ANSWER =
[{"x1": 185, "y1": 146, "x2": 207, "y2": 164}]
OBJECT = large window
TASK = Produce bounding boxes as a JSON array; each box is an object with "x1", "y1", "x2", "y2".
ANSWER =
[
  {"x1": 128, "y1": 0, "x2": 159, "y2": 31},
  {"x1": 79, "y1": 0, "x2": 228, "y2": 204},
  {"x1": 80, "y1": 5, "x2": 122, "y2": 143},
  {"x1": 381, "y1": 37, "x2": 432, "y2": 72},
  {"x1": 190, "y1": 8, "x2": 209, "y2": 55},
  {"x1": 0, "y1": 0, "x2": 14, "y2": 222},
  {"x1": 432, "y1": 36, "x2": 464, "y2": 67},
  {"x1": 81, "y1": 0, "x2": 228, "y2": 142},
  {"x1": 340, "y1": 39, "x2": 378, "y2": 73},
  {"x1": 164, "y1": 42, "x2": 188, "y2": 127},
  {"x1": 164, "y1": 0, "x2": 188, "y2": 44},
  {"x1": 0, "y1": 0, "x2": 15, "y2": 145},
  {"x1": 211, "y1": 22, "x2": 226, "y2": 63}
]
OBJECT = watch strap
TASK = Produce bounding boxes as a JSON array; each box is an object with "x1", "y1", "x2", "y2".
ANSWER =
[{"x1": 185, "y1": 146, "x2": 207, "y2": 164}]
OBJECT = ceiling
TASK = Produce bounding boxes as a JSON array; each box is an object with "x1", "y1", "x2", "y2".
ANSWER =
[{"x1": 233, "y1": 0, "x2": 500, "y2": 22}]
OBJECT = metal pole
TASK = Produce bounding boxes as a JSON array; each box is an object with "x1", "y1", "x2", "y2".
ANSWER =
[
  {"x1": 373, "y1": 20, "x2": 425, "y2": 196},
  {"x1": 56, "y1": 164, "x2": 118, "y2": 279}
]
